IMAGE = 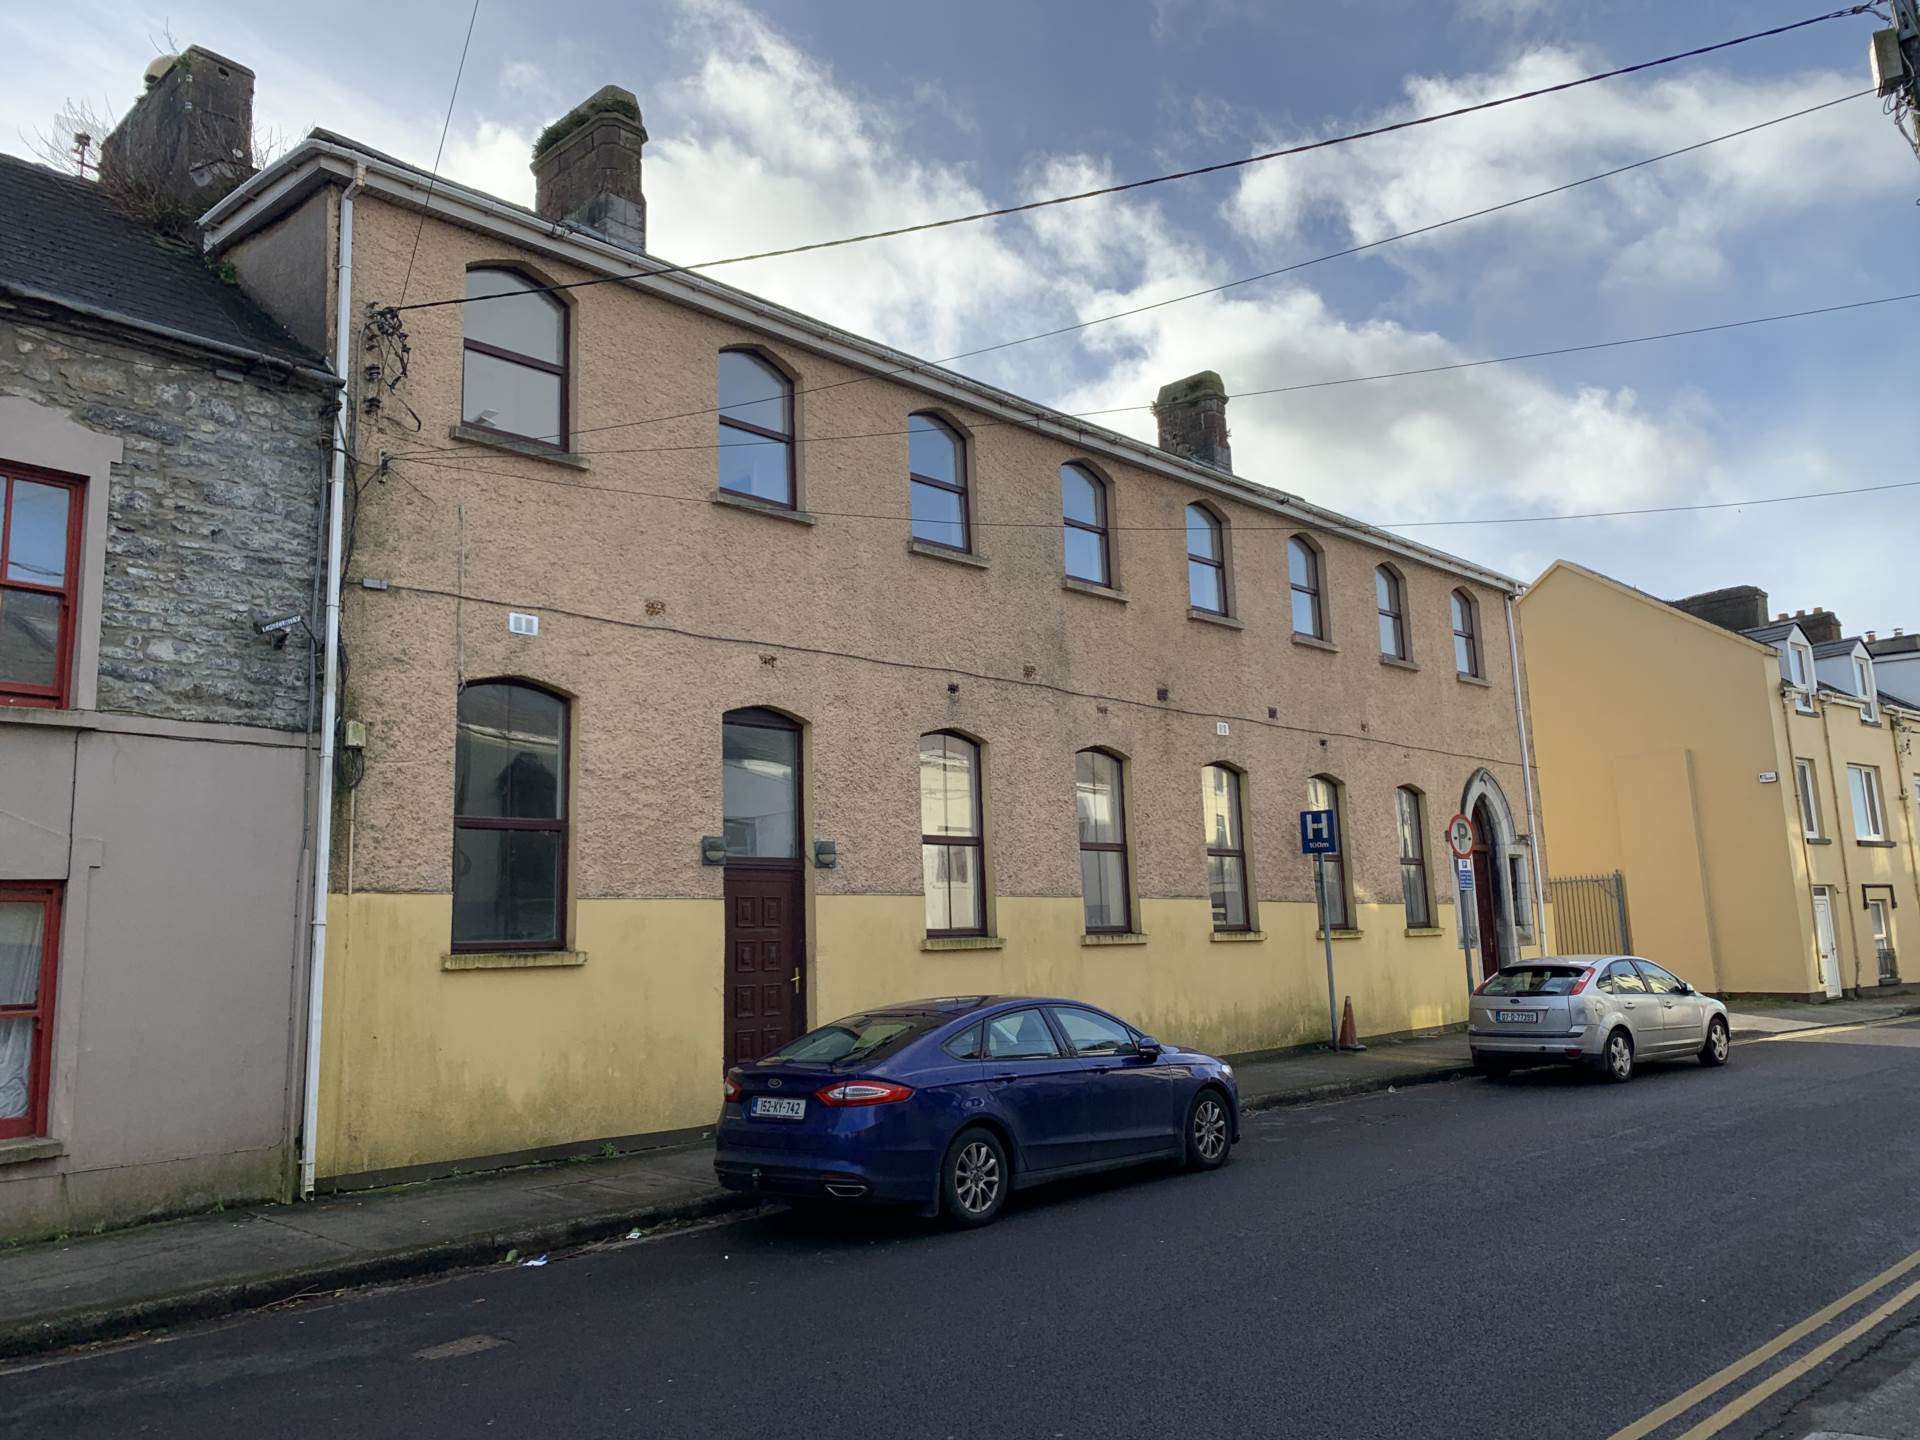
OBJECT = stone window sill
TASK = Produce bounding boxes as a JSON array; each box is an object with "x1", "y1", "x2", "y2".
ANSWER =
[
  {"x1": 447, "y1": 424, "x2": 589, "y2": 469},
  {"x1": 909, "y1": 539, "x2": 989, "y2": 569},
  {"x1": 1316, "y1": 928, "x2": 1364, "y2": 942},
  {"x1": 1380, "y1": 654, "x2": 1420, "y2": 672},
  {"x1": 1405, "y1": 927, "x2": 1446, "y2": 938},
  {"x1": 0, "y1": 1137, "x2": 64, "y2": 1167},
  {"x1": 1291, "y1": 633, "x2": 1338, "y2": 653},
  {"x1": 1083, "y1": 931, "x2": 1148, "y2": 946},
  {"x1": 712, "y1": 489, "x2": 816, "y2": 525},
  {"x1": 922, "y1": 935, "x2": 1006, "y2": 952},
  {"x1": 1856, "y1": 839, "x2": 1897, "y2": 848},
  {"x1": 1189, "y1": 608, "x2": 1244, "y2": 630},
  {"x1": 1210, "y1": 930, "x2": 1267, "y2": 944},
  {"x1": 1804, "y1": 836, "x2": 1832, "y2": 845},
  {"x1": 1062, "y1": 576, "x2": 1127, "y2": 603},
  {"x1": 1456, "y1": 672, "x2": 1492, "y2": 688},
  {"x1": 443, "y1": 949, "x2": 589, "y2": 971}
]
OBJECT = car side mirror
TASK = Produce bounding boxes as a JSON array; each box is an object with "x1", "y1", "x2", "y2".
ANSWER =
[
  {"x1": 1676, "y1": 982, "x2": 1693, "y2": 995},
  {"x1": 1133, "y1": 1037, "x2": 1162, "y2": 1061}
]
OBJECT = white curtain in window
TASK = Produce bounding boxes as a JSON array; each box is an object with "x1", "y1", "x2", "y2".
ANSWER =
[{"x1": 0, "y1": 902, "x2": 45, "y2": 1120}]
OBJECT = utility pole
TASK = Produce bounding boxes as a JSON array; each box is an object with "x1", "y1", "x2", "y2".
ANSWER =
[{"x1": 1874, "y1": 0, "x2": 1920, "y2": 163}]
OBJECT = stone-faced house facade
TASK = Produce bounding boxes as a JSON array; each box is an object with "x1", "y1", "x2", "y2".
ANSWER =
[
  {"x1": 0, "y1": 52, "x2": 335, "y2": 1237},
  {"x1": 203, "y1": 86, "x2": 1551, "y2": 1188}
]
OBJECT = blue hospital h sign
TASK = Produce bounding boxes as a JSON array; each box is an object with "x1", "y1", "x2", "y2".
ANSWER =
[{"x1": 1299, "y1": 808, "x2": 1338, "y2": 855}]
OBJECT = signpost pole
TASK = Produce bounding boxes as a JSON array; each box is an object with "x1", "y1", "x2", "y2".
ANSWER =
[
  {"x1": 1317, "y1": 854, "x2": 1338, "y2": 1049},
  {"x1": 1459, "y1": 871, "x2": 1476, "y2": 1001}
]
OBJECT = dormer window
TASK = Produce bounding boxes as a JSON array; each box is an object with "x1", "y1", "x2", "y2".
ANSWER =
[
  {"x1": 1787, "y1": 640, "x2": 1815, "y2": 711},
  {"x1": 1856, "y1": 654, "x2": 1878, "y2": 723}
]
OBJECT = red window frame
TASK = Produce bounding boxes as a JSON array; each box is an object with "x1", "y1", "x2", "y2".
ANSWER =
[
  {"x1": 0, "y1": 461, "x2": 86, "y2": 710},
  {"x1": 0, "y1": 882, "x2": 61, "y2": 1140}
]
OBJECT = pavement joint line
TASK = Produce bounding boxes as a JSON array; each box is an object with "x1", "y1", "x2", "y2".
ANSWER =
[{"x1": 1603, "y1": 1245, "x2": 1920, "y2": 1440}]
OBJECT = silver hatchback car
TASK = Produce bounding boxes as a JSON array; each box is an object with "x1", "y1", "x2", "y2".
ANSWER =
[{"x1": 1468, "y1": 955, "x2": 1731, "y2": 1083}]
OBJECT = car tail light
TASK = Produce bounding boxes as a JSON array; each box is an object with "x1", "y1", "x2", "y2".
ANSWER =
[
  {"x1": 1569, "y1": 968, "x2": 1595, "y2": 996},
  {"x1": 723, "y1": 1074, "x2": 743, "y2": 1105},
  {"x1": 815, "y1": 1081, "x2": 914, "y2": 1107}
]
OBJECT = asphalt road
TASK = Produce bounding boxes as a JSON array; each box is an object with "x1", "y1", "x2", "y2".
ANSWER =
[{"x1": 8, "y1": 1021, "x2": 1920, "y2": 1440}]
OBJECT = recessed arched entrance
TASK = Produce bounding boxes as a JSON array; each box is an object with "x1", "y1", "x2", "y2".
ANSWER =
[{"x1": 1461, "y1": 770, "x2": 1522, "y2": 981}]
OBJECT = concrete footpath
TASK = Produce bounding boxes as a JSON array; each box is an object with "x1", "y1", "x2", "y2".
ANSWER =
[{"x1": 2, "y1": 997, "x2": 1912, "y2": 1360}]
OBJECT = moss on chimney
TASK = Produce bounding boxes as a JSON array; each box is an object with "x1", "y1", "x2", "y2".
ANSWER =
[{"x1": 533, "y1": 91, "x2": 643, "y2": 160}]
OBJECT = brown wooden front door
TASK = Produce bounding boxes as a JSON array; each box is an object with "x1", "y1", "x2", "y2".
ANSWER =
[
  {"x1": 724, "y1": 865, "x2": 804, "y2": 1068},
  {"x1": 1471, "y1": 800, "x2": 1500, "y2": 980}
]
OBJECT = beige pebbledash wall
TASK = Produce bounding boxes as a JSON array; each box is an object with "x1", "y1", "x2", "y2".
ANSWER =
[{"x1": 249, "y1": 191, "x2": 1545, "y2": 1181}]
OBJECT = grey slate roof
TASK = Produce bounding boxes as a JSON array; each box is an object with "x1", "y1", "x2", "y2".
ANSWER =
[
  {"x1": 0, "y1": 153, "x2": 323, "y2": 371},
  {"x1": 1741, "y1": 622, "x2": 1798, "y2": 646},
  {"x1": 1813, "y1": 638, "x2": 1863, "y2": 659}
]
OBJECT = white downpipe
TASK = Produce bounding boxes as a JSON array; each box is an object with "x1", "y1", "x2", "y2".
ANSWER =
[
  {"x1": 1505, "y1": 593, "x2": 1547, "y2": 954},
  {"x1": 300, "y1": 166, "x2": 364, "y2": 1199}
]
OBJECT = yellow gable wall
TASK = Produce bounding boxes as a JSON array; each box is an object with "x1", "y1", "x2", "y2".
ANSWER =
[{"x1": 1519, "y1": 565, "x2": 1812, "y2": 994}]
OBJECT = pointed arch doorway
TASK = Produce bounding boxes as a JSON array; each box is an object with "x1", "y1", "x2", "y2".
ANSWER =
[{"x1": 1462, "y1": 770, "x2": 1523, "y2": 981}]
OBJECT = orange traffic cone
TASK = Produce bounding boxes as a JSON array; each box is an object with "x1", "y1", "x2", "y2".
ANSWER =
[{"x1": 1338, "y1": 996, "x2": 1366, "y2": 1052}]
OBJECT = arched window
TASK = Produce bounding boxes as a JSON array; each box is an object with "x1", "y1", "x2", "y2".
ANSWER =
[
  {"x1": 1076, "y1": 748, "x2": 1132, "y2": 934},
  {"x1": 453, "y1": 680, "x2": 567, "y2": 950},
  {"x1": 718, "y1": 349, "x2": 795, "y2": 507},
  {"x1": 1202, "y1": 765, "x2": 1250, "y2": 932},
  {"x1": 1307, "y1": 774, "x2": 1349, "y2": 931},
  {"x1": 1376, "y1": 566, "x2": 1407, "y2": 659},
  {"x1": 1289, "y1": 537, "x2": 1325, "y2": 639},
  {"x1": 1396, "y1": 786, "x2": 1431, "y2": 928},
  {"x1": 722, "y1": 707, "x2": 802, "y2": 858},
  {"x1": 1451, "y1": 589, "x2": 1481, "y2": 677},
  {"x1": 920, "y1": 732, "x2": 985, "y2": 936},
  {"x1": 1061, "y1": 462, "x2": 1110, "y2": 585},
  {"x1": 462, "y1": 268, "x2": 567, "y2": 447},
  {"x1": 1185, "y1": 504, "x2": 1226, "y2": 615},
  {"x1": 908, "y1": 413, "x2": 969, "y2": 551}
]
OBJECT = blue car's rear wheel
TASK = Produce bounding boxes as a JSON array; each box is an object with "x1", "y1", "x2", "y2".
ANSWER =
[
  {"x1": 1185, "y1": 1089, "x2": 1232, "y2": 1170},
  {"x1": 942, "y1": 1127, "x2": 1008, "y2": 1227}
]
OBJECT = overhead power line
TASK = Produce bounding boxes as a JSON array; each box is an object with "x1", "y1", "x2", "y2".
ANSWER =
[
  {"x1": 386, "y1": 4, "x2": 1874, "y2": 315},
  {"x1": 397, "y1": 0, "x2": 483, "y2": 307},
  {"x1": 387, "y1": 288, "x2": 1920, "y2": 466},
  {"x1": 379, "y1": 90, "x2": 1876, "y2": 463},
  {"x1": 386, "y1": 427, "x2": 1920, "y2": 535}
]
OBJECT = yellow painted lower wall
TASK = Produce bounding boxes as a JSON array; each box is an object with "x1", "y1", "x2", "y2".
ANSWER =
[{"x1": 319, "y1": 891, "x2": 1538, "y2": 1180}]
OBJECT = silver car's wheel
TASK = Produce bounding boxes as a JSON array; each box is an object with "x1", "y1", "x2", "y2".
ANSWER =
[
  {"x1": 1604, "y1": 1029, "x2": 1635, "y2": 1084},
  {"x1": 1185, "y1": 1089, "x2": 1232, "y2": 1170},
  {"x1": 942, "y1": 1129, "x2": 1007, "y2": 1227},
  {"x1": 1701, "y1": 1016, "x2": 1731, "y2": 1067}
]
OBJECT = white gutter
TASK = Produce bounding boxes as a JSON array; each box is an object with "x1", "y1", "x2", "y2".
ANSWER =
[
  {"x1": 299, "y1": 163, "x2": 364, "y2": 1199},
  {"x1": 1505, "y1": 593, "x2": 1546, "y2": 953},
  {"x1": 204, "y1": 138, "x2": 1519, "y2": 594}
]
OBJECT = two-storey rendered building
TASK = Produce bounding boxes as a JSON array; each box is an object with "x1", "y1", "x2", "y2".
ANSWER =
[
  {"x1": 204, "y1": 85, "x2": 1550, "y2": 1187},
  {"x1": 1521, "y1": 565, "x2": 1919, "y2": 1001},
  {"x1": 0, "y1": 48, "x2": 334, "y2": 1236}
]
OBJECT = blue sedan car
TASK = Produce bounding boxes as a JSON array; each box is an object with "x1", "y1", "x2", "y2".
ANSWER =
[{"x1": 714, "y1": 995, "x2": 1240, "y2": 1226}]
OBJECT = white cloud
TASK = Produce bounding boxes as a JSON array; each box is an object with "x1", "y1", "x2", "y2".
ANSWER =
[{"x1": 1226, "y1": 52, "x2": 1905, "y2": 300}]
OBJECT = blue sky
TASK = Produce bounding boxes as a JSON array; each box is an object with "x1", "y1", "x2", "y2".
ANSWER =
[{"x1": 5, "y1": 0, "x2": 1915, "y2": 629}]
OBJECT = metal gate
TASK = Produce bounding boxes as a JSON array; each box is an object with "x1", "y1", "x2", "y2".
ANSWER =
[{"x1": 1547, "y1": 872, "x2": 1632, "y2": 955}]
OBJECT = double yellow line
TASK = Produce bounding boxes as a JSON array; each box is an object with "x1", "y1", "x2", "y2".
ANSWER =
[{"x1": 1607, "y1": 1245, "x2": 1920, "y2": 1439}]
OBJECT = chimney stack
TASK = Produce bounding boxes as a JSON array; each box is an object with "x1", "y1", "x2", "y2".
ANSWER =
[
  {"x1": 99, "y1": 47, "x2": 256, "y2": 225},
  {"x1": 1668, "y1": 585, "x2": 1769, "y2": 633},
  {"x1": 1799, "y1": 608, "x2": 1842, "y2": 644},
  {"x1": 532, "y1": 86, "x2": 648, "y2": 253},
  {"x1": 1153, "y1": 371, "x2": 1231, "y2": 473}
]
